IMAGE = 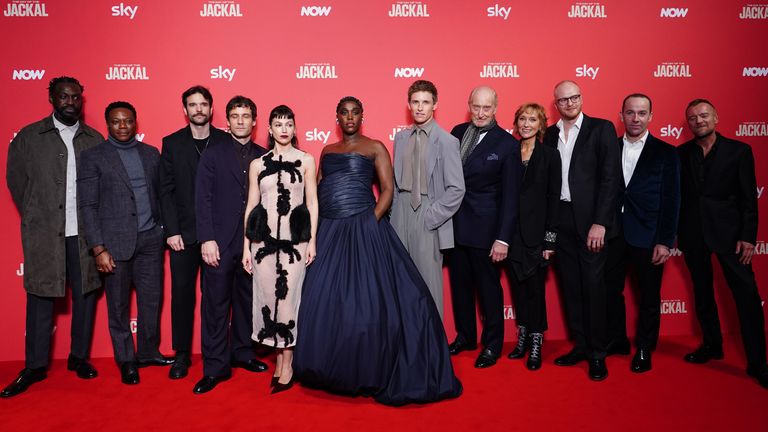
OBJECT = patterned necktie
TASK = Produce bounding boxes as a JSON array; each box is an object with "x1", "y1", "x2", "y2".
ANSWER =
[{"x1": 410, "y1": 128, "x2": 424, "y2": 210}]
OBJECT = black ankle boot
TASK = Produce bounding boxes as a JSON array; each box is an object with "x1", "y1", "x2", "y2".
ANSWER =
[
  {"x1": 507, "y1": 326, "x2": 528, "y2": 359},
  {"x1": 527, "y1": 333, "x2": 543, "y2": 371}
]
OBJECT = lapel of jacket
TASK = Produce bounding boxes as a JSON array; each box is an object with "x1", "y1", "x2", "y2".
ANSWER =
[
  {"x1": 569, "y1": 114, "x2": 592, "y2": 176},
  {"x1": 425, "y1": 122, "x2": 441, "y2": 183},
  {"x1": 626, "y1": 134, "x2": 656, "y2": 189},
  {"x1": 523, "y1": 142, "x2": 541, "y2": 187},
  {"x1": 102, "y1": 142, "x2": 131, "y2": 188},
  {"x1": 465, "y1": 125, "x2": 497, "y2": 169}
]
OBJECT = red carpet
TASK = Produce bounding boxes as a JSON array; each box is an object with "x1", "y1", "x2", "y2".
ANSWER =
[{"x1": 0, "y1": 335, "x2": 765, "y2": 431}]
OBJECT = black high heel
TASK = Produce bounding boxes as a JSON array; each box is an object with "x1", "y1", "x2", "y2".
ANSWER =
[
  {"x1": 270, "y1": 376, "x2": 279, "y2": 388},
  {"x1": 271, "y1": 377, "x2": 294, "y2": 394}
]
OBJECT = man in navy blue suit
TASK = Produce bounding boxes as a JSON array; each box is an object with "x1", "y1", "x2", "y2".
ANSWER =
[
  {"x1": 447, "y1": 86, "x2": 522, "y2": 368},
  {"x1": 193, "y1": 96, "x2": 267, "y2": 394},
  {"x1": 604, "y1": 94, "x2": 680, "y2": 373}
]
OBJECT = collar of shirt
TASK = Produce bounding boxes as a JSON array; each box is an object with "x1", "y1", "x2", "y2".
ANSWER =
[
  {"x1": 556, "y1": 111, "x2": 583, "y2": 133},
  {"x1": 413, "y1": 118, "x2": 435, "y2": 137},
  {"x1": 51, "y1": 113, "x2": 79, "y2": 134},
  {"x1": 623, "y1": 130, "x2": 649, "y2": 147}
]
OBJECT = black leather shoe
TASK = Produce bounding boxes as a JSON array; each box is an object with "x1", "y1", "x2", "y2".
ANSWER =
[
  {"x1": 0, "y1": 368, "x2": 46, "y2": 398},
  {"x1": 271, "y1": 377, "x2": 294, "y2": 394},
  {"x1": 67, "y1": 355, "x2": 98, "y2": 379},
  {"x1": 631, "y1": 349, "x2": 652, "y2": 373},
  {"x1": 606, "y1": 339, "x2": 631, "y2": 356},
  {"x1": 193, "y1": 375, "x2": 230, "y2": 394},
  {"x1": 554, "y1": 349, "x2": 586, "y2": 366},
  {"x1": 137, "y1": 355, "x2": 175, "y2": 368},
  {"x1": 169, "y1": 356, "x2": 190, "y2": 380},
  {"x1": 683, "y1": 345, "x2": 724, "y2": 364},
  {"x1": 232, "y1": 359, "x2": 268, "y2": 372},
  {"x1": 448, "y1": 338, "x2": 477, "y2": 356},
  {"x1": 120, "y1": 362, "x2": 140, "y2": 385},
  {"x1": 746, "y1": 364, "x2": 768, "y2": 389},
  {"x1": 588, "y1": 359, "x2": 608, "y2": 381},
  {"x1": 474, "y1": 348, "x2": 499, "y2": 368}
]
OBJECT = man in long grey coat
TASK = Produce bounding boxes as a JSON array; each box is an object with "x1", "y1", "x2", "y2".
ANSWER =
[
  {"x1": 3, "y1": 76, "x2": 103, "y2": 398},
  {"x1": 391, "y1": 80, "x2": 465, "y2": 318}
]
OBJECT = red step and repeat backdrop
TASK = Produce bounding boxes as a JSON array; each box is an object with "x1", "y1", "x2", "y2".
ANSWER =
[{"x1": 1, "y1": 0, "x2": 766, "y2": 361}]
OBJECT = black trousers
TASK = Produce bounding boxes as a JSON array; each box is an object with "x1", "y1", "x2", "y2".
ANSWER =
[
  {"x1": 683, "y1": 238, "x2": 766, "y2": 368},
  {"x1": 169, "y1": 242, "x2": 202, "y2": 356},
  {"x1": 554, "y1": 202, "x2": 608, "y2": 360},
  {"x1": 25, "y1": 236, "x2": 98, "y2": 369},
  {"x1": 605, "y1": 234, "x2": 664, "y2": 350},
  {"x1": 509, "y1": 264, "x2": 549, "y2": 333},
  {"x1": 448, "y1": 244, "x2": 505, "y2": 354},
  {"x1": 103, "y1": 227, "x2": 164, "y2": 364},
  {"x1": 200, "y1": 245, "x2": 255, "y2": 377}
]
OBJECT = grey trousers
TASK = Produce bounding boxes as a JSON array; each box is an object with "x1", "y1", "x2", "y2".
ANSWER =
[
  {"x1": 103, "y1": 226, "x2": 164, "y2": 364},
  {"x1": 391, "y1": 191, "x2": 444, "y2": 317}
]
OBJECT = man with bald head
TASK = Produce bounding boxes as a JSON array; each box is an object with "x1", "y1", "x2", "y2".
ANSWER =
[
  {"x1": 543, "y1": 80, "x2": 621, "y2": 380},
  {"x1": 447, "y1": 86, "x2": 522, "y2": 368}
]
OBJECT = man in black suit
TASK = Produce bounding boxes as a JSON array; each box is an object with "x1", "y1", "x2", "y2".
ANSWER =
[
  {"x1": 78, "y1": 101, "x2": 173, "y2": 385},
  {"x1": 447, "y1": 86, "x2": 522, "y2": 368},
  {"x1": 677, "y1": 99, "x2": 768, "y2": 389},
  {"x1": 160, "y1": 86, "x2": 231, "y2": 379},
  {"x1": 193, "y1": 96, "x2": 268, "y2": 394},
  {"x1": 604, "y1": 94, "x2": 680, "y2": 373},
  {"x1": 544, "y1": 80, "x2": 621, "y2": 381}
]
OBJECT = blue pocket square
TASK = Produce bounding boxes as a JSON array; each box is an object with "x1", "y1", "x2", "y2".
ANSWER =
[{"x1": 487, "y1": 153, "x2": 499, "y2": 161}]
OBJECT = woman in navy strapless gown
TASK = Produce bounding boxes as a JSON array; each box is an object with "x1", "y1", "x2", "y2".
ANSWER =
[{"x1": 294, "y1": 97, "x2": 462, "y2": 406}]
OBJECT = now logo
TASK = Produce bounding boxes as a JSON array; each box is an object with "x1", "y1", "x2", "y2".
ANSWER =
[
  {"x1": 660, "y1": 7, "x2": 688, "y2": 18},
  {"x1": 394, "y1": 67, "x2": 424, "y2": 78},
  {"x1": 300, "y1": 5, "x2": 331, "y2": 16},
  {"x1": 743, "y1": 67, "x2": 768, "y2": 77},
  {"x1": 13, "y1": 69, "x2": 45, "y2": 80}
]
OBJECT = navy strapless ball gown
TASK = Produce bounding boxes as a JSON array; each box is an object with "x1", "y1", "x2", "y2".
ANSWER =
[{"x1": 294, "y1": 152, "x2": 462, "y2": 406}]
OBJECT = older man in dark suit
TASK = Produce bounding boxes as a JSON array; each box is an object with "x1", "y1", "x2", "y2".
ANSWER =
[
  {"x1": 544, "y1": 80, "x2": 622, "y2": 381},
  {"x1": 677, "y1": 98, "x2": 768, "y2": 389},
  {"x1": 193, "y1": 95, "x2": 267, "y2": 394},
  {"x1": 604, "y1": 94, "x2": 680, "y2": 373},
  {"x1": 447, "y1": 86, "x2": 521, "y2": 368},
  {"x1": 78, "y1": 101, "x2": 172, "y2": 385}
]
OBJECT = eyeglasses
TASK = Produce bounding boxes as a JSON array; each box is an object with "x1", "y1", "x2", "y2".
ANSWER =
[{"x1": 556, "y1": 94, "x2": 581, "y2": 106}]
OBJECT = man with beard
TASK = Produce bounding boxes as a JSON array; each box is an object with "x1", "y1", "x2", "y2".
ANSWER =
[
  {"x1": 677, "y1": 99, "x2": 768, "y2": 389},
  {"x1": 3, "y1": 77, "x2": 103, "y2": 398},
  {"x1": 544, "y1": 80, "x2": 621, "y2": 381},
  {"x1": 160, "y1": 86, "x2": 231, "y2": 379},
  {"x1": 193, "y1": 96, "x2": 267, "y2": 394}
]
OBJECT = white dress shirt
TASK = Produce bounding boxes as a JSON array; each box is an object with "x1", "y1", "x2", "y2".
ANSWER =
[
  {"x1": 622, "y1": 130, "x2": 648, "y2": 187},
  {"x1": 52, "y1": 114, "x2": 80, "y2": 236},
  {"x1": 556, "y1": 112, "x2": 584, "y2": 201}
]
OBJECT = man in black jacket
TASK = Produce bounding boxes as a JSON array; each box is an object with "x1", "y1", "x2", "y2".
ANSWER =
[
  {"x1": 544, "y1": 80, "x2": 622, "y2": 381},
  {"x1": 159, "y1": 86, "x2": 231, "y2": 379},
  {"x1": 677, "y1": 98, "x2": 767, "y2": 389},
  {"x1": 604, "y1": 94, "x2": 680, "y2": 373}
]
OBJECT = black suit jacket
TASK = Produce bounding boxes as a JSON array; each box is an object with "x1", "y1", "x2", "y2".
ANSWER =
[
  {"x1": 159, "y1": 125, "x2": 231, "y2": 244},
  {"x1": 450, "y1": 123, "x2": 522, "y2": 249},
  {"x1": 543, "y1": 114, "x2": 621, "y2": 241},
  {"x1": 517, "y1": 143, "x2": 562, "y2": 248},
  {"x1": 195, "y1": 137, "x2": 266, "y2": 252},
  {"x1": 617, "y1": 133, "x2": 680, "y2": 249},
  {"x1": 677, "y1": 133, "x2": 758, "y2": 254},
  {"x1": 78, "y1": 140, "x2": 161, "y2": 261}
]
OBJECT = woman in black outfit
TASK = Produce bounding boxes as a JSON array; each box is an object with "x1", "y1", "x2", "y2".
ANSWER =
[{"x1": 507, "y1": 103, "x2": 562, "y2": 370}]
